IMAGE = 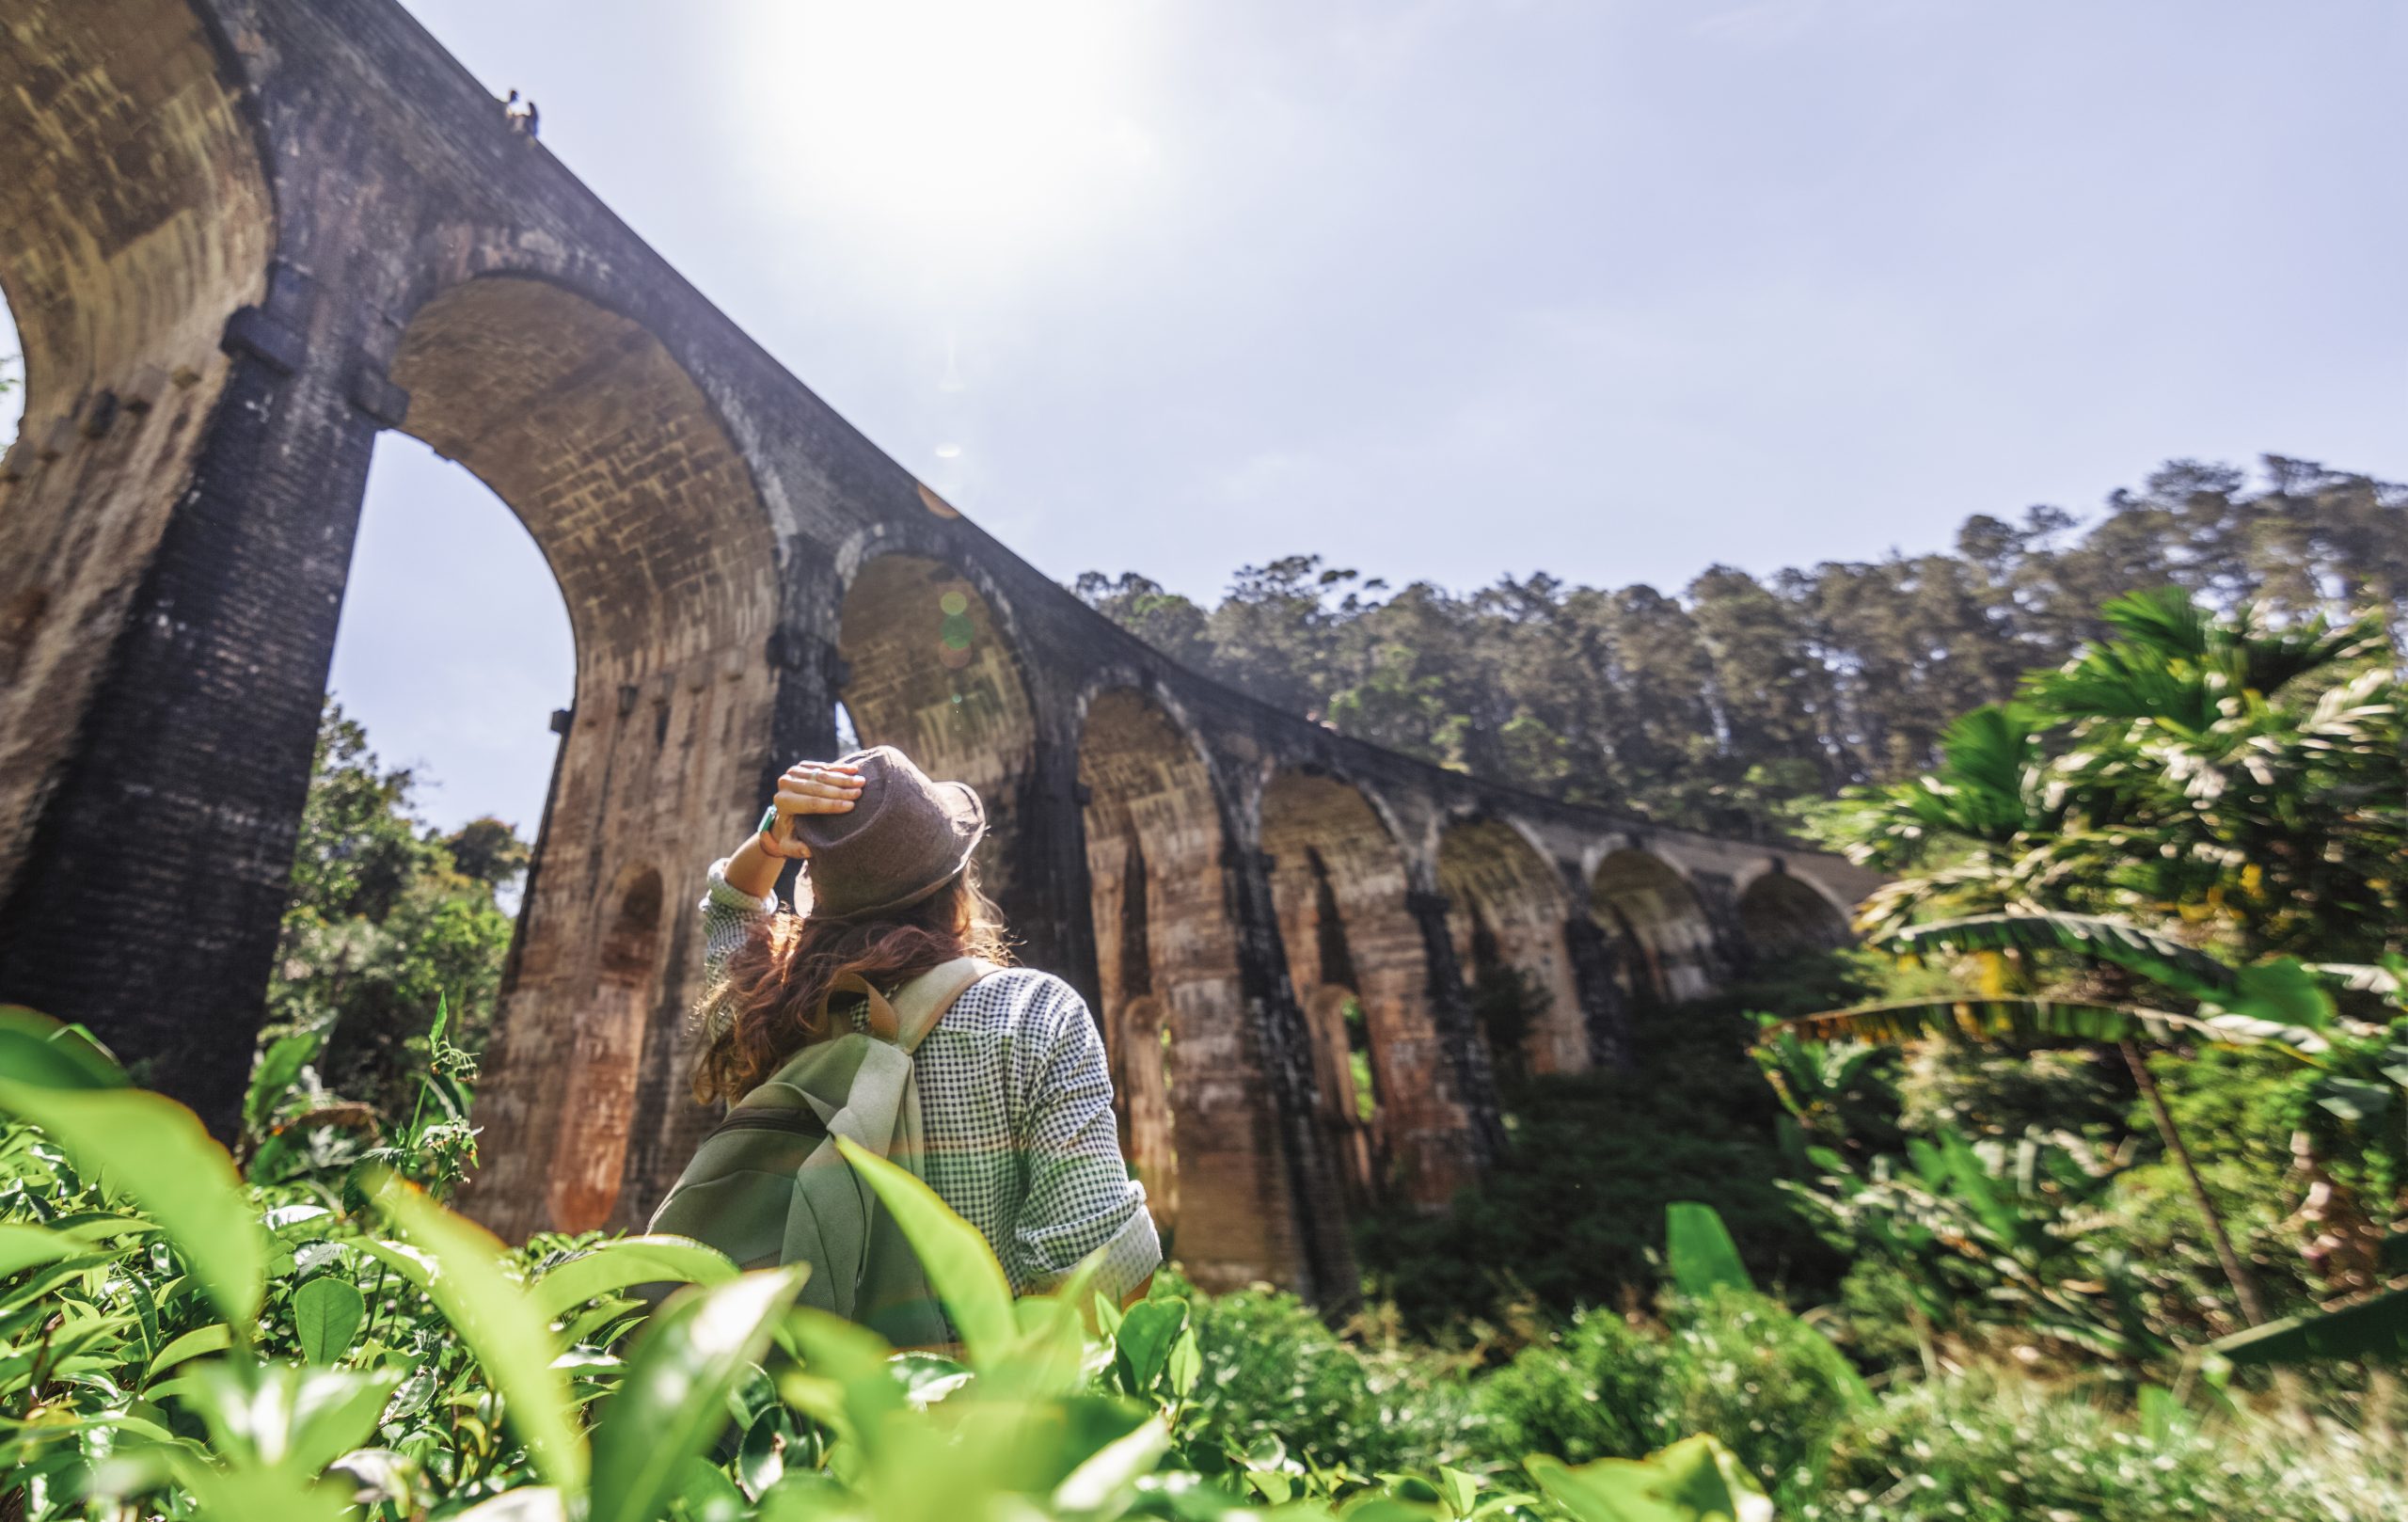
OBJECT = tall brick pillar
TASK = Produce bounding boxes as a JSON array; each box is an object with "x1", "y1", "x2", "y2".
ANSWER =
[{"x1": 0, "y1": 287, "x2": 382, "y2": 1135}]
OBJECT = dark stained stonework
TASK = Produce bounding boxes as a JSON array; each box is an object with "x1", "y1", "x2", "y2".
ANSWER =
[{"x1": 0, "y1": 0, "x2": 1885, "y2": 1301}]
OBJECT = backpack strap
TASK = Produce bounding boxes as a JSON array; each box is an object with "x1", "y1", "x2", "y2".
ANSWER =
[
  {"x1": 813, "y1": 959, "x2": 1000, "y2": 1052},
  {"x1": 889, "y1": 957, "x2": 1002, "y2": 1053}
]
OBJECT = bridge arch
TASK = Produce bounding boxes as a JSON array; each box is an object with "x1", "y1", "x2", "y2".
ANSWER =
[
  {"x1": 835, "y1": 551, "x2": 1038, "y2": 907},
  {"x1": 0, "y1": 0, "x2": 277, "y2": 890},
  {"x1": 1735, "y1": 865, "x2": 1851, "y2": 961},
  {"x1": 1434, "y1": 817, "x2": 1589, "y2": 1079},
  {"x1": 1262, "y1": 769, "x2": 1473, "y2": 1205},
  {"x1": 1591, "y1": 848, "x2": 1719, "y2": 1004},
  {"x1": 383, "y1": 272, "x2": 784, "y2": 1237},
  {"x1": 1076, "y1": 684, "x2": 1304, "y2": 1290}
]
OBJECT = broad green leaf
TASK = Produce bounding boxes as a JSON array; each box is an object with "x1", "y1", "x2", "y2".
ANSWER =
[
  {"x1": 2315, "y1": 1077, "x2": 2394, "y2": 1126},
  {"x1": 1438, "y1": 1465, "x2": 1481, "y2": 1517},
  {"x1": 2212, "y1": 1285, "x2": 2408, "y2": 1367},
  {"x1": 1664, "y1": 1203, "x2": 1753, "y2": 1297},
  {"x1": 369, "y1": 1170, "x2": 587, "y2": 1490},
  {"x1": 753, "y1": 1473, "x2": 851, "y2": 1521},
  {"x1": 1164, "y1": 1324, "x2": 1201, "y2": 1398},
  {"x1": 167, "y1": 1455, "x2": 351, "y2": 1522},
  {"x1": 449, "y1": 1490, "x2": 570, "y2": 1522},
  {"x1": 293, "y1": 1275, "x2": 366, "y2": 1364},
  {"x1": 0, "y1": 1220, "x2": 82, "y2": 1278},
  {"x1": 176, "y1": 1361, "x2": 396, "y2": 1478},
  {"x1": 0, "y1": 1007, "x2": 124, "y2": 1089},
  {"x1": 1529, "y1": 1435, "x2": 1772, "y2": 1522},
  {"x1": 1053, "y1": 1415, "x2": 1172, "y2": 1513},
  {"x1": 2226, "y1": 958, "x2": 2336, "y2": 1028},
  {"x1": 588, "y1": 1266, "x2": 811, "y2": 1522},
  {"x1": 1112, "y1": 1297, "x2": 1187, "y2": 1396},
  {"x1": 146, "y1": 1323, "x2": 232, "y2": 1383},
  {"x1": 531, "y1": 1234, "x2": 737, "y2": 1322},
  {"x1": 671, "y1": 1455, "x2": 750, "y2": 1522},
  {"x1": 0, "y1": 1079, "x2": 263, "y2": 1327},
  {"x1": 244, "y1": 1033, "x2": 318, "y2": 1133},
  {"x1": 832, "y1": 1134, "x2": 1015, "y2": 1363}
]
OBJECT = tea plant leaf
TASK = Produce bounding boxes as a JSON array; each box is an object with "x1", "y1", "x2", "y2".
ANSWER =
[
  {"x1": 243, "y1": 1032, "x2": 318, "y2": 1135},
  {"x1": 1052, "y1": 1413, "x2": 1171, "y2": 1513},
  {"x1": 0, "y1": 1078, "x2": 263, "y2": 1327},
  {"x1": 0, "y1": 1220, "x2": 82, "y2": 1278},
  {"x1": 531, "y1": 1234, "x2": 738, "y2": 1322},
  {"x1": 448, "y1": 1489, "x2": 569, "y2": 1522},
  {"x1": 588, "y1": 1265, "x2": 811, "y2": 1522},
  {"x1": 1665, "y1": 1203, "x2": 1754, "y2": 1298},
  {"x1": 369, "y1": 1170, "x2": 587, "y2": 1490},
  {"x1": 293, "y1": 1275, "x2": 366, "y2": 1364},
  {"x1": 166, "y1": 1456, "x2": 351, "y2": 1522},
  {"x1": 1529, "y1": 1435, "x2": 1773, "y2": 1522},
  {"x1": 1112, "y1": 1297, "x2": 1187, "y2": 1396},
  {"x1": 146, "y1": 1323, "x2": 232, "y2": 1383},
  {"x1": 832, "y1": 1134, "x2": 1014, "y2": 1362},
  {"x1": 0, "y1": 1007, "x2": 124, "y2": 1089}
]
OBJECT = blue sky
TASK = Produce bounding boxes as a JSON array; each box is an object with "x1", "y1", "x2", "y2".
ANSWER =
[{"x1": 7, "y1": 1, "x2": 2402, "y2": 835}]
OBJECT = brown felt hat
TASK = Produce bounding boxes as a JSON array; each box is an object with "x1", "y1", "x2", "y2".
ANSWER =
[{"x1": 793, "y1": 746, "x2": 987, "y2": 922}]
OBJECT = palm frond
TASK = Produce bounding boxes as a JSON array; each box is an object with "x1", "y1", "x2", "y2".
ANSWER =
[
  {"x1": 1766, "y1": 997, "x2": 2322, "y2": 1056},
  {"x1": 2211, "y1": 1285, "x2": 2408, "y2": 1367},
  {"x1": 2235, "y1": 610, "x2": 2389, "y2": 696},
  {"x1": 1876, "y1": 912, "x2": 2237, "y2": 1006},
  {"x1": 2097, "y1": 587, "x2": 2211, "y2": 661}
]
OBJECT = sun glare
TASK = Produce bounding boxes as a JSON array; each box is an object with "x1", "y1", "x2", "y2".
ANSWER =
[{"x1": 737, "y1": 0, "x2": 1160, "y2": 260}]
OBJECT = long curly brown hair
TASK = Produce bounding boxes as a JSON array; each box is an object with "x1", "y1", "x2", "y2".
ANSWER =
[{"x1": 689, "y1": 862, "x2": 1013, "y2": 1104}]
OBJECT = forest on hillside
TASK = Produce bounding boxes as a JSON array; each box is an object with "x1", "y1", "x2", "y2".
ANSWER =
[{"x1": 1075, "y1": 454, "x2": 2407, "y2": 838}]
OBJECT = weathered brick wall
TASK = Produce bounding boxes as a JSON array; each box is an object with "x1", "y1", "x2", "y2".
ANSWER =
[
  {"x1": 0, "y1": 0, "x2": 275, "y2": 889},
  {"x1": 378, "y1": 277, "x2": 783, "y2": 1241},
  {"x1": 1591, "y1": 848, "x2": 1725, "y2": 1005},
  {"x1": 1261, "y1": 770, "x2": 1478, "y2": 1206},
  {"x1": 1436, "y1": 819, "x2": 1592, "y2": 1076}
]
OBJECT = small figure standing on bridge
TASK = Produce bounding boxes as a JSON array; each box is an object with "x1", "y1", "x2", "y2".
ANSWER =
[
  {"x1": 503, "y1": 88, "x2": 539, "y2": 139},
  {"x1": 651, "y1": 746, "x2": 1160, "y2": 1346}
]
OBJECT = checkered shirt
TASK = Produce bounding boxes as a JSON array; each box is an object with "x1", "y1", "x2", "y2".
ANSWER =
[{"x1": 699, "y1": 860, "x2": 1161, "y2": 1300}]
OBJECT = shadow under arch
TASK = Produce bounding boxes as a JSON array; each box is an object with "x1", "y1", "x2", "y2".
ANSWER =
[
  {"x1": 835, "y1": 551, "x2": 1038, "y2": 909},
  {"x1": 1262, "y1": 769, "x2": 1475, "y2": 1206},
  {"x1": 1434, "y1": 817, "x2": 1589, "y2": 1078},
  {"x1": 1735, "y1": 866, "x2": 1851, "y2": 962},
  {"x1": 0, "y1": 0, "x2": 277, "y2": 898},
  {"x1": 1592, "y1": 848, "x2": 1719, "y2": 1004},
  {"x1": 384, "y1": 273, "x2": 784, "y2": 1239}
]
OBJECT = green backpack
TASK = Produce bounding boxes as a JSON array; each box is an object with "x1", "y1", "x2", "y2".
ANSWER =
[{"x1": 649, "y1": 957, "x2": 999, "y2": 1349}]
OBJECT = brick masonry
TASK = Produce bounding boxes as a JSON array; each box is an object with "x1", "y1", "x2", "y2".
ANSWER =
[{"x1": 0, "y1": 0, "x2": 1887, "y2": 1300}]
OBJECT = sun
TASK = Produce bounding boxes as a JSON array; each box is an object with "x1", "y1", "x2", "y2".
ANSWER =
[{"x1": 736, "y1": 0, "x2": 1161, "y2": 262}]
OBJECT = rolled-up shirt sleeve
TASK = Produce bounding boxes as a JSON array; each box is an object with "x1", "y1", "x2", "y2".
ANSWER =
[
  {"x1": 699, "y1": 856, "x2": 779, "y2": 989},
  {"x1": 1005, "y1": 980, "x2": 1162, "y2": 1300}
]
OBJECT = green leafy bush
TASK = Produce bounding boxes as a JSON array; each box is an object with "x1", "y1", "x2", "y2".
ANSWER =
[
  {"x1": 1801, "y1": 1371, "x2": 2408, "y2": 1521},
  {"x1": 1164, "y1": 1268, "x2": 1476, "y2": 1476},
  {"x1": 1474, "y1": 1307, "x2": 1670, "y2": 1465},
  {"x1": 1659, "y1": 1289, "x2": 1862, "y2": 1498}
]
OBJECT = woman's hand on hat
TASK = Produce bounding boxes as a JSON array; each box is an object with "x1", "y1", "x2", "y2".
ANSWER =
[{"x1": 758, "y1": 761, "x2": 864, "y2": 859}]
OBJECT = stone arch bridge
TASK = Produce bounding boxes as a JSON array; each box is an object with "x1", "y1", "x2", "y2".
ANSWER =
[{"x1": 0, "y1": 0, "x2": 1880, "y2": 1301}]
